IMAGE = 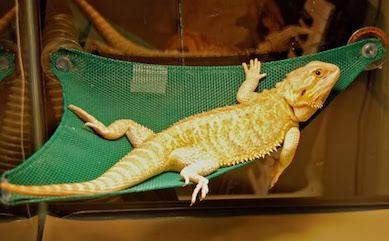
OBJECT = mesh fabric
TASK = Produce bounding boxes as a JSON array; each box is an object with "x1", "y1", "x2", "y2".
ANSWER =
[
  {"x1": 0, "y1": 53, "x2": 15, "y2": 82},
  {"x1": 1, "y1": 39, "x2": 386, "y2": 205}
]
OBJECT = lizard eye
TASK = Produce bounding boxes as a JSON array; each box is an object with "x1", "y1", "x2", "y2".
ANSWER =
[
  {"x1": 301, "y1": 89, "x2": 306, "y2": 96},
  {"x1": 314, "y1": 69, "x2": 323, "y2": 77}
]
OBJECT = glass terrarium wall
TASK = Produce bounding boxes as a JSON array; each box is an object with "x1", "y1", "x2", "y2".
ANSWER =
[
  {"x1": 0, "y1": 1, "x2": 387, "y2": 241},
  {"x1": 35, "y1": 0, "x2": 388, "y2": 203},
  {"x1": 0, "y1": 1, "x2": 34, "y2": 175},
  {"x1": 41, "y1": 0, "x2": 325, "y2": 200},
  {"x1": 0, "y1": 2, "x2": 39, "y2": 241},
  {"x1": 290, "y1": 0, "x2": 389, "y2": 198},
  {"x1": 44, "y1": 0, "x2": 343, "y2": 65},
  {"x1": 344, "y1": 0, "x2": 389, "y2": 196},
  {"x1": 0, "y1": 0, "x2": 387, "y2": 208}
]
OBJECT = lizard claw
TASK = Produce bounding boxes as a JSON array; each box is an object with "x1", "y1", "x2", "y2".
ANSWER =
[
  {"x1": 251, "y1": 58, "x2": 259, "y2": 70},
  {"x1": 242, "y1": 62, "x2": 248, "y2": 72},
  {"x1": 180, "y1": 169, "x2": 191, "y2": 187},
  {"x1": 180, "y1": 169, "x2": 209, "y2": 205},
  {"x1": 182, "y1": 176, "x2": 190, "y2": 187},
  {"x1": 269, "y1": 167, "x2": 282, "y2": 189},
  {"x1": 191, "y1": 177, "x2": 209, "y2": 205},
  {"x1": 68, "y1": 105, "x2": 99, "y2": 123}
]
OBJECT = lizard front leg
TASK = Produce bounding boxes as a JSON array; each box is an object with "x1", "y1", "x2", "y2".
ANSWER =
[
  {"x1": 270, "y1": 127, "x2": 300, "y2": 188},
  {"x1": 237, "y1": 58, "x2": 267, "y2": 104},
  {"x1": 68, "y1": 105, "x2": 155, "y2": 146},
  {"x1": 169, "y1": 147, "x2": 220, "y2": 205}
]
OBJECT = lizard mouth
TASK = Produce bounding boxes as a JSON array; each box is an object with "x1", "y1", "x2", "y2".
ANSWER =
[{"x1": 292, "y1": 98, "x2": 324, "y2": 109}]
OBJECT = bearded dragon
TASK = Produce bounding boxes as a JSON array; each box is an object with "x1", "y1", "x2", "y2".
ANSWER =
[{"x1": 0, "y1": 59, "x2": 340, "y2": 204}]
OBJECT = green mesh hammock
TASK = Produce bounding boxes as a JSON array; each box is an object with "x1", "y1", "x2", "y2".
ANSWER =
[
  {"x1": 1, "y1": 39, "x2": 386, "y2": 205},
  {"x1": 0, "y1": 53, "x2": 15, "y2": 82}
]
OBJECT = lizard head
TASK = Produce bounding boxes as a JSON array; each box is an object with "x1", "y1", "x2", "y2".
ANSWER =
[{"x1": 276, "y1": 61, "x2": 340, "y2": 121}]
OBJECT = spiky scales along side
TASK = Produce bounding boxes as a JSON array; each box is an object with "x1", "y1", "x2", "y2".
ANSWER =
[
  {"x1": 165, "y1": 88, "x2": 297, "y2": 167},
  {"x1": 0, "y1": 59, "x2": 340, "y2": 205}
]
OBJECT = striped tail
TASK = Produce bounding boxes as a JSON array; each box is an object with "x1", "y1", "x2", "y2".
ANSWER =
[{"x1": 0, "y1": 145, "x2": 168, "y2": 198}]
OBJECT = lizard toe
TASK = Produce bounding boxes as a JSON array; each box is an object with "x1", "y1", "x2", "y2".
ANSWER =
[{"x1": 191, "y1": 177, "x2": 209, "y2": 205}]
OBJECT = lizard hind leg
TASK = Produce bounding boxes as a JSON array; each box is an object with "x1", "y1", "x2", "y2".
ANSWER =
[
  {"x1": 169, "y1": 147, "x2": 220, "y2": 205},
  {"x1": 68, "y1": 105, "x2": 155, "y2": 146}
]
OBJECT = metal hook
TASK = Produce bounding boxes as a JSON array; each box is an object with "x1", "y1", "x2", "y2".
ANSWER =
[
  {"x1": 348, "y1": 26, "x2": 388, "y2": 70},
  {"x1": 55, "y1": 55, "x2": 73, "y2": 72}
]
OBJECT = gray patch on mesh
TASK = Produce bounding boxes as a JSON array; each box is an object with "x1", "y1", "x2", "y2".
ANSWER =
[{"x1": 131, "y1": 64, "x2": 167, "y2": 94}]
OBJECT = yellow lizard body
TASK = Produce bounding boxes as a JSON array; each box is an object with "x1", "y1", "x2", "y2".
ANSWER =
[{"x1": 1, "y1": 59, "x2": 340, "y2": 204}]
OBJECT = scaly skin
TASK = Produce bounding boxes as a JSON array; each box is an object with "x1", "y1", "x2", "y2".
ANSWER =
[
  {"x1": 0, "y1": 59, "x2": 340, "y2": 204},
  {"x1": 73, "y1": 0, "x2": 310, "y2": 57}
]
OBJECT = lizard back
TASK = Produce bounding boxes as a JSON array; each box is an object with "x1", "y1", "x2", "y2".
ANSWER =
[{"x1": 165, "y1": 89, "x2": 298, "y2": 166}]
